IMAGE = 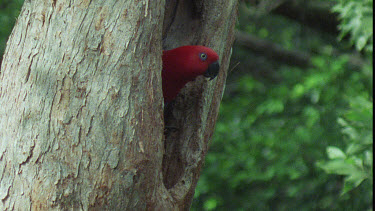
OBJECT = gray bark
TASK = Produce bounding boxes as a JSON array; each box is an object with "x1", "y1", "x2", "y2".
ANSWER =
[{"x1": 0, "y1": 0, "x2": 237, "y2": 210}]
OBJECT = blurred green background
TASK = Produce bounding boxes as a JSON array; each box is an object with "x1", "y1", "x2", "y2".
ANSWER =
[
  {"x1": 1, "y1": 0, "x2": 372, "y2": 210},
  {"x1": 193, "y1": 1, "x2": 373, "y2": 210}
]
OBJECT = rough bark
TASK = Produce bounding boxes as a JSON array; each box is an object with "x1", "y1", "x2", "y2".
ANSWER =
[
  {"x1": 0, "y1": 0, "x2": 165, "y2": 209},
  {"x1": 0, "y1": 0, "x2": 237, "y2": 210},
  {"x1": 161, "y1": 0, "x2": 238, "y2": 209}
]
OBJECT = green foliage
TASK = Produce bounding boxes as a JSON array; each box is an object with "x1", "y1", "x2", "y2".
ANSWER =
[
  {"x1": 193, "y1": 51, "x2": 372, "y2": 210},
  {"x1": 317, "y1": 0, "x2": 374, "y2": 202},
  {"x1": 193, "y1": 0, "x2": 373, "y2": 210},
  {"x1": 332, "y1": 0, "x2": 373, "y2": 51},
  {"x1": 0, "y1": 0, "x2": 24, "y2": 57},
  {"x1": 317, "y1": 96, "x2": 373, "y2": 196}
]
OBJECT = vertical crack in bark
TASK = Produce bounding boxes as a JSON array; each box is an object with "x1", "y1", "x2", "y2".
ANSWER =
[{"x1": 25, "y1": 51, "x2": 38, "y2": 83}]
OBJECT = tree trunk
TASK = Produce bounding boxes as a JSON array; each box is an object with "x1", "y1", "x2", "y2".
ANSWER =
[{"x1": 0, "y1": 0, "x2": 237, "y2": 210}]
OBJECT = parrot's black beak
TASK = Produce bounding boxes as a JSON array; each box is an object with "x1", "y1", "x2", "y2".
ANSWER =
[{"x1": 203, "y1": 61, "x2": 220, "y2": 81}]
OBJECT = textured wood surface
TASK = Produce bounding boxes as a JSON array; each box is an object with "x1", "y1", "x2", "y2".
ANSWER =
[{"x1": 0, "y1": 0, "x2": 237, "y2": 209}]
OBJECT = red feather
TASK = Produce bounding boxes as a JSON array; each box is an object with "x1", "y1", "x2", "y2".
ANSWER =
[{"x1": 162, "y1": 45, "x2": 219, "y2": 103}]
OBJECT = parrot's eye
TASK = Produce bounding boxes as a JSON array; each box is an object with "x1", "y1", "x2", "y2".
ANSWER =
[{"x1": 199, "y1": 53, "x2": 207, "y2": 61}]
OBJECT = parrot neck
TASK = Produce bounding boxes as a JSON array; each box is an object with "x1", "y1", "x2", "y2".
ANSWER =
[{"x1": 162, "y1": 70, "x2": 193, "y2": 103}]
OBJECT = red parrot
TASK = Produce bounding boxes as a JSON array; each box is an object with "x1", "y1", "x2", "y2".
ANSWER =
[{"x1": 162, "y1": 45, "x2": 220, "y2": 103}]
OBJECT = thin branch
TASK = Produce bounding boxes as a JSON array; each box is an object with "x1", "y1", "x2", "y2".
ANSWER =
[
  {"x1": 235, "y1": 30, "x2": 367, "y2": 71},
  {"x1": 246, "y1": 0, "x2": 340, "y2": 35},
  {"x1": 235, "y1": 30, "x2": 311, "y2": 67}
]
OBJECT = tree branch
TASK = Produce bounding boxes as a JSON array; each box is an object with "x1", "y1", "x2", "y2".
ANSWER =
[
  {"x1": 235, "y1": 30, "x2": 311, "y2": 67},
  {"x1": 272, "y1": 1, "x2": 339, "y2": 35},
  {"x1": 246, "y1": 0, "x2": 340, "y2": 35},
  {"x1": 234, "y1": 30, "x2": 366, "y2": 71}
]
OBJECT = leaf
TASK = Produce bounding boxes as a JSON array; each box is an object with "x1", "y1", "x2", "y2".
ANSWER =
[
  {"x1": 356, "y1": 36, "x2": 369, "y2": 51},
  {"x1": 337, "y1": 118, "x2": 348, "y2": 127},
  {"x1": 346, "y1": 143, "x2": 366, "y2": 155},
  {"x1": 327, "y1": 146, "x2": 347, "y2": 159},
  {"x1": 364, "y1": 150, "x2": 373, "y2": 167},
  {"x1": 291, "y1": 84, "x2": 305, "y2": 99},
  {"x1": 341, "y1": 126, "x2": 358, "y2": 141},
  {"x1": 317, "y1": 160, "x2": 357, "y2": 176},
  {"x1": 204, "y1": 198, "x2": 218, "y2": 210},
  {"x1": 341, "y1": 171, "x2": 368, "y2": 195}
]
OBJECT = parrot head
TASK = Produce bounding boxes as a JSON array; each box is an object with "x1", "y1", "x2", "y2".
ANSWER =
[{"x1": 162, "y1": 45, "x2": 220, "y2": 103}]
